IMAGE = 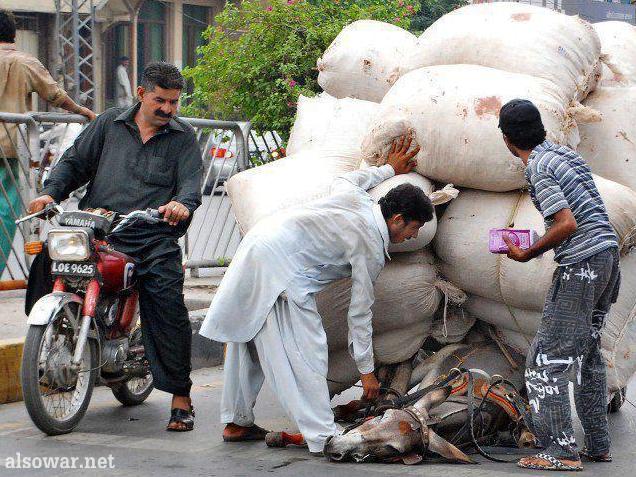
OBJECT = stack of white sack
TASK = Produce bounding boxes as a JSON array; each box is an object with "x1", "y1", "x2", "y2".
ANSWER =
[
  {"x1": 228, "y1": 94, "x2": 459, "y2": 252},
  {"x1": 593, "y1": 21, "x2": 636, "y2": 86},
  {"x1": 286, "y1": 93, "x2": 379, "y2": 155},
  {"x1": 432, "y1": 180, "x2": 636, "y2": 391},
  {"x1": 411, "y1": 2, "x2": 602, "y2": 104},
  {"x1": 316, "y1": 250, "x2": 466, "y2": 394},
  {"x1": 361, "y1": 64, "x2": 599, "y2": 192},
  {"x1": 578, "y1": 87, "x2": 636, "y2": 191},
  {"x1": 227, "y1": 94, "x2": 377, "y2": 234},
  {"x1": 317, "y1": 20, "x2": 419, "y2": 103}
]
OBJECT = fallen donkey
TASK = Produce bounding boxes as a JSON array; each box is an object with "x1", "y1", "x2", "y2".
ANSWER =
[{"x1": 323, "y1": 367, "x2": 535, "y2": 464}]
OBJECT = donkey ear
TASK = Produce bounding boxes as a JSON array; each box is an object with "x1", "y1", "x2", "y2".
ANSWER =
[
  {"x1": 400, "y1": 453, "x2": 423, "y2": 465},
  {"x1": 427, "y1": 429, "x2": 475, "y2": 464},
  {"x1": 421, "y1": 385, "x2": 452, "y2": 412}
]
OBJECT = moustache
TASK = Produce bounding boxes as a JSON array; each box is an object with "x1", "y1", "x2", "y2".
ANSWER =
[{"x1": 154, "y1": 110, "x2": 173, "y2": 119}]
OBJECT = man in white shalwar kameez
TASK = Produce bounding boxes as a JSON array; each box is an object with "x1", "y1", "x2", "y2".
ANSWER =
[{"x1": 199, "y1": 137, "x2": 432, "y2": 454}]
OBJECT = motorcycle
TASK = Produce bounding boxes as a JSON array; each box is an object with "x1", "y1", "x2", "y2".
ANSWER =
[{"x1": 17, "y1": 204, "x2": 160, "y2": 435}]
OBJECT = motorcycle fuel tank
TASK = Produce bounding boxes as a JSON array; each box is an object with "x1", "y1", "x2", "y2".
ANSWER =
[{"x1": 98, "y1": 248, "x2": 137, "y2": 293}]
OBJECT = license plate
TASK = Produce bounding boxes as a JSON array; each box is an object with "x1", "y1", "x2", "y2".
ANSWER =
[{"x1": 51, "y1": 261, "x2": 96, "y2": 277}]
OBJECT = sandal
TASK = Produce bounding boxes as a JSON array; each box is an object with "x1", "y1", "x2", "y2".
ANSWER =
[
  {"x1": 580, "y1": 448, "x2": 612, "y2": 462},
  {"x1": 518, "y1": 453, "x2": 582, "y2": 472},
  {"x1": 223, "y1": 424, "x2": 270, "y2": 442},
  {"x1": 166, "y1": 407, "x2": 195, "y2": 432}
]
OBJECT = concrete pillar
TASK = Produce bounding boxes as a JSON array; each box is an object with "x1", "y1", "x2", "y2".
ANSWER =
[
  {"x1": 130, "y1": 11, "x2": 139, "y2": 92},
  {"x1": 93, "y1": 25, "x2": 104, "y2": 112},
  {"x1": 171, "y1": 0, "x2": 184, "y2": 70}
]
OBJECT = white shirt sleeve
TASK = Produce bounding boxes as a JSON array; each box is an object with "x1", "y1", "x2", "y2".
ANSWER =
[
  {"x1": 331, "y1": 164, "x2": 395, "y2": 195},
  {"x1": 346, "y1": 252, "x2": 380, "y2": 375}
]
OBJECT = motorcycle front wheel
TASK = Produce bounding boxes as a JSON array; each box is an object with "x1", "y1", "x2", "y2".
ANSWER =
[{"x1": 21, "y1": 303, "x2": 98, "y2": 435}]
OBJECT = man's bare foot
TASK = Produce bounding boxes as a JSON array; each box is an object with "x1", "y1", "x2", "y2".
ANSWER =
[
  {"x1": 167, "y1": 395, "x2": 193, "y2": 431},
  {"x1": 223, "y1": 423, "x2": 270, "y2": 442}
]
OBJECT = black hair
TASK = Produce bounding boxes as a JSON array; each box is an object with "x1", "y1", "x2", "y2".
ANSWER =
[
  {"x1": 498, "y1": 99, "x2": 547, "y2": 150},
  {"x1": 140, "y1": 62, "x2": 185, "y2": 91},
  {"x1": 120, "y1": 56, "x2": 130, "y2": 62},
  {"x1": 379, "y1": 183, "x2": 434, "y2": 224},
  {"x1": 0, "y1": 9, "x2": 16, "y2": 43}
]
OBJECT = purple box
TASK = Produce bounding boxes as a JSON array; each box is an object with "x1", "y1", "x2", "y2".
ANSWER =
[{"x1": 489, "y1": 228, "x2": 538, "y2": 254}]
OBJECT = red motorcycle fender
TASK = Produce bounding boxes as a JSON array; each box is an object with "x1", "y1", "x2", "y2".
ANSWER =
[{"x1": 26, "y1": 292, "x2": 84, "y2": 326}]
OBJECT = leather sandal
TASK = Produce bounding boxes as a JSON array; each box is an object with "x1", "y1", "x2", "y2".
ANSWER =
[
  {"x1": 223, "y1": 424, "x2": 270, "y2": 442},
  {"x1": 166, "y1": 407, "x2": 195, "y2": 432},
  {"x1": 518, "y1": 453, "x2": 582, "y2": 471}
]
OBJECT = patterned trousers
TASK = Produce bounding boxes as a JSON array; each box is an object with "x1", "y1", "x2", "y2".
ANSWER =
[{"x1": 525, "y1": 247, "x2": 621, "y2": 459}]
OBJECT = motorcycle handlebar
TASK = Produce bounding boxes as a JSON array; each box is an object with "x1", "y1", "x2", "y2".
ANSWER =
[{"x1": 15, "y1": 203, "x2": 63, "y2": 225}]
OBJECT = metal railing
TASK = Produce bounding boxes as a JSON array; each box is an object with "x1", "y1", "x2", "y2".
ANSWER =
[{"x1": 0, "y1": 111, "x2": 282, "y2": 286}]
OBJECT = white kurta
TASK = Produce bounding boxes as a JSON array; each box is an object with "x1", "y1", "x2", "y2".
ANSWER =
[
  {"x1": 204, "y1": 164, "x2": 395, "y2": 452},
  {"x1": 200, "y1": 164, "x2": 394, "y2": 374},
  {"x1": 116, "y1": 64, "x2": 133, "y2": 108}
]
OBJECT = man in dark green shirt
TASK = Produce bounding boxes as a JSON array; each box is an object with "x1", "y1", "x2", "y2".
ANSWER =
[{"x1": 28, "y1": 62, "x2": 203, "y2": 432}]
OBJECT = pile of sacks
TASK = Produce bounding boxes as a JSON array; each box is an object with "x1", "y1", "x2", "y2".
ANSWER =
[{"x1": 226, "y1": 3, "x2": 636, "y2": 395}]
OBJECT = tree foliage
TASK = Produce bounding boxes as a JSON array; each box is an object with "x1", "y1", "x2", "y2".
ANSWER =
[{"x1": 182, "y1": 0, "x2": 418, "y2": 139}]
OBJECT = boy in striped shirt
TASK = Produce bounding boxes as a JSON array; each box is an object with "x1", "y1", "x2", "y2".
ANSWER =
[{"x1": 498, "y1": 99, "x2": 620, "y2": 472}]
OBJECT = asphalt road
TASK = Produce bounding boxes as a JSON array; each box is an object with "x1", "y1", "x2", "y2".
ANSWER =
[{"x1": 1, "y1": 366, "x2": 635, "y2": 477}]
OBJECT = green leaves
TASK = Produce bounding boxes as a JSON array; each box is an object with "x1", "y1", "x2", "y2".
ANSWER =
[{"x1": 182, "y1": 0, "x2": 417, "y2": 140}]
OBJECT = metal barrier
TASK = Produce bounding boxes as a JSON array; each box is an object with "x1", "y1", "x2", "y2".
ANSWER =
[{"x1": 0, "y1": 111, "x2": 282, "y2": 285}]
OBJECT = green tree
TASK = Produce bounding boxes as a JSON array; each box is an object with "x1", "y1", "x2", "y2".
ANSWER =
[
  {"x1": 182, "y1": 0, "x2": 418, "y2": 139},
  {"x1": 410, "y1": 0, "x2": 466, "y2": 33}
]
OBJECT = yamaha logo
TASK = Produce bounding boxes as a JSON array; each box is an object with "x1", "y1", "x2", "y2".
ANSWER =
[{"x1": 65, "y1": 218, "x2": 96, "y2": 228}]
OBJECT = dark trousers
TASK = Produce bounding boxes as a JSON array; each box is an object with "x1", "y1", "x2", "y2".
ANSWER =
[
  {"x1": 525, "y1": 247, "x2": 621, "y2": 459},
  {"x1": 26, "y1": 231, "x2": 192, "y2": 397},
  {"x1": 135, "y1": 250, "x2": 192, "y2": 397}
]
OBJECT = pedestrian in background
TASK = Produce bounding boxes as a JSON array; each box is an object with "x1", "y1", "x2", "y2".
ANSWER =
[
  {"x1": 116, "y1": 56, "x2": 133, "y2": 108},
  {"x1": 0, "y1": 8, "x2": 95, "y2": 276}
]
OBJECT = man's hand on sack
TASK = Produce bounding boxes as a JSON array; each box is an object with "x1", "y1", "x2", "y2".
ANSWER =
[
  {"x1": 386, "y1": 135, "x2": 420, "y2": 175},
  {"x1": 27, "y1": 195, "x2": 55, "y2": 214},
  {"x1": 159, "y1": 201, "x2": 190, "y2": 226},
  {"x1": 503, "y1": 235, "x2": 532, "y2": 262},
  {"x1": 360, "y1": 372, "x2": 381, "y2": 401}
]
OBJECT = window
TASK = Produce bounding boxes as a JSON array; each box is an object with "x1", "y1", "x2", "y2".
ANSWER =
[
  {"x1": 137, "y1": 0, "x2": 167, "y2": 83},
  {"x1": 103, "y1": 24, "x2": 131, "y2": 107},
  {"x1": 182, "y1": 4, "x2": 211, "y2": 70}
]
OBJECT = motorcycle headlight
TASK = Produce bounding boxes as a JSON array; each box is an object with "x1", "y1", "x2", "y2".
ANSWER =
[{"x1": 48, "y1": 230, "x2": 91, "y2": 261}]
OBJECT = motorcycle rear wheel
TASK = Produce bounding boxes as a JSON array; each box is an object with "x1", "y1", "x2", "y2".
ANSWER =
[
  {"x1": 111, "y1": 375, "x2": 154, "y2": 406},
  {"x1": 21, "y1": 304, "x2": 98, "y2": 435}
]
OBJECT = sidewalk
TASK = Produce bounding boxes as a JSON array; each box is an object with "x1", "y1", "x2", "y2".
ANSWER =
[{"x1": 0, "y1": 270, "x2": 225, "y2": 404}]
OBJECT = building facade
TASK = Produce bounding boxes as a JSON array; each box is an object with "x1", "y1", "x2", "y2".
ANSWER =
[{"x1": 2, "y1": 0, "x2": 226, "y2": 111}]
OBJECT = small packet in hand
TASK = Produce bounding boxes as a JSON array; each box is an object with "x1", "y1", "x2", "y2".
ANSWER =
[{"x1": 489, "y1": 228, "x2": 538, "y2": 254}]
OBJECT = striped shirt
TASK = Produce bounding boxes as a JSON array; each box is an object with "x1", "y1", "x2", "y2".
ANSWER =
[{"x1": 525, "y1": 140, "x2": 618, "y2": 266}]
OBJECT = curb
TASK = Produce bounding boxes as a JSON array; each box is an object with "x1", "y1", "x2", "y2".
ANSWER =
[
  {"x1": 0, "y1": 339, "x2": 24, "y2": 404},
  {"x1": 189, "y1": 309, "x2": 224, "y2": 369},
  {"x1": 0, "y1": 312, "x2": 221, "y2": 406}
]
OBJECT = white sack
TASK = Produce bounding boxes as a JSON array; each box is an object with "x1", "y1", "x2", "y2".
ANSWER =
[
  {"x1": 367, "y1": 172, "x2": 458, "y2": 253},
  {"x1": 466, "y1": 250, "x2": 636, "y2": 391},
  {"x1": 412, "y1": 2, "x2": 602, "y2": 102},
  {"x1": 286, "y1": 93, "x2": 380, "y2": 156},
  {"x1": 226, "y1": 150, "x2": 361, "y2": 234},
  {"x1": 317, "y1": 20, "x2": 418, "y2": 103},
  {"x1": 433, "y1": 176, "x2": 636, "y2": 309},
  {"x1": 594, "y1": 21, "x2": 636, "y2": 86},
  {"x1": 430, "y1": 305, "x2": 476, "y2": 345},
  {"x1": 578, "y1": 87, "x2": 636, "y2": 191},
  {"x1": 362, "y1": 65, "x2": 582, "y2": 192},
  {"x1": 320, "y1": 249, "x2": 466, "y2": 393}
]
